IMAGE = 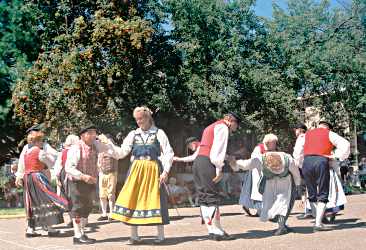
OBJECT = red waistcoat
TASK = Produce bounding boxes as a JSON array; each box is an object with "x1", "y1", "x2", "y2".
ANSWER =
[
  {"x1": 304, "y1": 128, "x2": 334, "y2": 157},
  {"x1": 61, "y1": 148, "x2": 69, "y2": 168},
  {"x1": 24, "y1": 147, "x2": 45, "y2": 173},
  {"x1": 198, "y1": 120, "x2": 228, "y2": 157}
]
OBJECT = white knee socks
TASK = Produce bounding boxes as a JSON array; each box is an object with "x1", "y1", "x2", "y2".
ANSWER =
[{"x1": 315, "y1": 202, "x2": 327, "y2": 226}]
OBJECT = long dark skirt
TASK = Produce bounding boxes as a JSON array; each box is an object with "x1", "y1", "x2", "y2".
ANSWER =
[{"x1": 24, "y1": 172, "x2": 68, "y2": 228}]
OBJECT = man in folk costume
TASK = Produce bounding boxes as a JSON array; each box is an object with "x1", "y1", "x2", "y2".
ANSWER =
[
  {"x1": 15, "y1": 130, "x2": 68, "y2": 237},
  {"x1": 109, "y1": 106, "x2": 174, "y2": 244},
  {"x1": 65, "y1": 125, "x2": 114, "y2": 244},
  {"x1": 299, "y1": 121, "x2": 350, "y2": 232},
  {"x1": 96, "y1": 134, "x2": 119, "y2": 222},
  {"x1": 229, "y1": 150, "x2": 301, "y2": 235},
  {"x1": 193, "y1": 112, "x2": 239, "y2": 241},
  {"x1": 239, "y1": 134, "x2": 278, "y2": 216},
  {"x1": 54, "y1": 134, "x2": 80, "y2": 228},
  {"x1": 173, "y1": 136, "x2": 201, "y2": 163}
]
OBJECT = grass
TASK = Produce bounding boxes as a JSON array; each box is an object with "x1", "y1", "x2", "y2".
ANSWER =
[{"x1": 0, "y1": 207, "x2": 25, "y2": 219}]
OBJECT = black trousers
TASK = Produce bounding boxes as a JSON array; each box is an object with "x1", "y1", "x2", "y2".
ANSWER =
[
  {"x1": 193, "y1": 156, "x2": 222, "y2": 206},
  {"x1": 69, "y1": 181, "x2": 95, "y2": 218},
  {"x1": 302, "y1": 155, "x2": 330, "y2": 203}
]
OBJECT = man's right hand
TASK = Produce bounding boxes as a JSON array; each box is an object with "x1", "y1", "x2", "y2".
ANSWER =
[
  {"x1": 212, "y1": 172, "x2": 223, "y2": 184},
  {"x1": 81, "y1": 174, "x2": 97, "y2": 184}
]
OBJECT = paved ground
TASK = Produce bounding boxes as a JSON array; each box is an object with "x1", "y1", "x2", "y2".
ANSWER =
[{"x1": 0, "y1": 194, "x2": 365, "y2": 250}]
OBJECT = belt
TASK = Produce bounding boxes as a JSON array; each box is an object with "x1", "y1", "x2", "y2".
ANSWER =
[{"x1": 135, "y1": 156, "x2": 152, "y2": 160}]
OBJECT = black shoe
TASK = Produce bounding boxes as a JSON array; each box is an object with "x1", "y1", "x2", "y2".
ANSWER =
[
  {"x1": 153, "y1": 238, "x2": 165, "y2": 244},
  {"x1": 208, "y1": 233, "x2": 234, "y2": 241},
  {"x1": 128, "y1": 237, "x2": 142, "y2": 245},
  {"x1": 48, "y1": 230, "x2": 60, "y2": 237},
  {"x1": 25, "y1": 232, "x2": 41, "y2": 238},
  {"x1": 274, "y1": 226, "x2": 288, "y2": 236},
  {"x1": 66, "y1": 221, "x2": 73, "y2": 228},
  {"x1": 322, "y1": 216, "x2": 331, "y2": 224},
  {"x1": 297, "y1": 214, "x2": 313, "y2": 220},
  {"x1": 73, "y1": 235, "x2": 96, "y2": 245},
  {"x1": 313, "y1": 225, "x2": 330, "y2": 232},
  {"x1": 242, "y1": 206, "x2": 253, "y2": 216},
  {"x1": 97, "y1": 216, "x2": 108, "y2": 221}
]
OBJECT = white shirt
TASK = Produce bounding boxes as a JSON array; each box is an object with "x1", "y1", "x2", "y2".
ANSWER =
[
  {"x1": 65, "y1": 140, "x2": 114, "y2": 180},
  {"x1": 108, "y1": 126, "x2": 174, "y2": 173},
  {"x1": 293, "y1": 133, "x2": 305, "y2": 168},
  {"x1": 210, "y1": 123, "x2": 229, "y2": 175},
  {"x1": 16, "y1": 143, "x2": 58, "y2": 178}
]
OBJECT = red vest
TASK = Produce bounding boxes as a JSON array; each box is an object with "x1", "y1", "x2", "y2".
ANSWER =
[
  {"x1": 258, "y1": 143, "x2": 266, "y2": 154},
  {"x1": 198, "y1": 120, "x2": 228, "y2": 157},
  {"x1": 61, "y1": 148, "x2": 69, "y2": 168},
  {"x1": 24, "y1": 147, "x2": 45, "y2": 173},
  {"x1": 304, "y1": 128, "x2": 334, "y2": 157}
]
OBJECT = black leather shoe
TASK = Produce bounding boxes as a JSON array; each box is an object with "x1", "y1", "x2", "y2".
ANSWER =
[
  {"x1": 25, "y1": 232, "x2": 41, "y2": 238},
  {"x1": 153, "y1": 238, "x2": 165, "y2": 244},
  {"x1": 128, "y1": 237, "x2": 142, "y2": 245},
  {"x1": 298, "y1": 214, "x2": 313, "y2": 220},
  {"x1": 97, "y1": 216, "x2": 108, "y2": 221},
  {"x1": 208, "y1": 233, "x2": 222, "y2": 241},
  {"x1": 221, "y1": 232, "x2": 235, "y2": 240},
  {"x1": 274, "y1": 226, "x2": 288, "y2": 236},
  {"x1": 313, "y1": 225, "x2": 330, "y2": 232},
  {"x1": 48, "y1": 230, "x2": 60, "y2": 237},
  {"x1": 73, "y1": 235, "x2": 96, "y2": 244}
]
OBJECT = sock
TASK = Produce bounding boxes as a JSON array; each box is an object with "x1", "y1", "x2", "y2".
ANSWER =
[
  {"x1": 26, "y1": 226, "x2": 35, "y2": 234},
  {"x1": 108, "y1": 199, "x2": 115, "y2": 218},
  {"x1": 100, "y1": 198, "x2": 108, "y2": 217},
  {"x1": 201, "y1": 206, "x2": 223, "y2": 235},
  {"x1": 157, "y1": 225, "x2": 164, "y2": 240},
  {"x1": 315, "y1": 202, "x2": 327, "y2": 226},
  {"x1": 310, "y1": 202, "x2": 316, "y2": 217},
  {"x1": 81, "y1": 217, "x2": 88, "y2": 235},
  {"x1": 73, "y1": 218, "x2": 82, "y2": 238},
  {"x1": 212, "y1": 207, "x2": 225, "y2": 235},
  {"x1": 130, "y1": 226, "x2": 139, "y2": 239}
]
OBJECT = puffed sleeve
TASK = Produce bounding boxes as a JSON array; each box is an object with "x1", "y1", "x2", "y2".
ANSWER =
[{"x1": 157, "y1": 129, "x2": 174, "y2": 173}]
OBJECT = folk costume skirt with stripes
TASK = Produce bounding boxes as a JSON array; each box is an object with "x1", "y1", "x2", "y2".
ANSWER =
[
  {"x1": 24, "y1": 172, "x2": 68, "y2": 228},
  {"x1": 111, "y1": 159, "x2": 169, "y2": 225}
]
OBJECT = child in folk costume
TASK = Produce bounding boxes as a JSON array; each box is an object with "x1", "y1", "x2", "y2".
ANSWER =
[
  {"x1": 239, "y1": 134, "x2": 278, "y2": 217},
  {"x1": 229, "y1": 151, "x2": 301, "y2": 235},
  {"x1": 109, "y1": 106, "x2": 174, "y2": 244},
  {"x1": 54, "y1": 134, "x2": 80, "y2": 228},
  {"x1": 97, "y1": 135, "x2": 119, "y2": 221},
  {"x1": 16, "y1": 131, "x2": 68, "y2": 237}
]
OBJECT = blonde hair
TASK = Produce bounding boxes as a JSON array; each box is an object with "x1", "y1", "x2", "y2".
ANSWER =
[
  {"x1": 133, "y1": 106, "x2": 154, "y2": 124},
  {"x1": 27, "y1": 131, "x2": 45, "y2": 144},
  {"x1": 64, "y1": 134, "x2": 79, "y2": 147},
  {"x1": 262, "y1": 133, "x2": 278, "y2": 144}
]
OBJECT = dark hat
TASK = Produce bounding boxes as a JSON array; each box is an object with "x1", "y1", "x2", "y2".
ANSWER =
[
  {"x1": 294, "y1": 123, "x2": 307, "y2": 131},
  {"x1": 26, "y1": 124, "x2": 43, "y2": 134},
  {"x1": 185, "y1": 136, "x2": 198, "y2": 145},
  {"x1": 79, "y1": 124, "x2": 97, "y2": 135},
  {"x1": 319, "y1": 121, "x2": 333, "y2": 130},
  {"x1": 228, "y1": 112, "x2": 241, "y2": 124}
]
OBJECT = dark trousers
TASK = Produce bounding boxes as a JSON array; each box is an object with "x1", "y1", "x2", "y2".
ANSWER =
[
  {"x1": 193, "y1": 156, "x2": 222, "y2": 206},
  {"x1": 302, "y1": 155, "x2": 330, "y2": 203},
  {"x1": 69, "y1": 181, "x2": 95, "y2": 218}
]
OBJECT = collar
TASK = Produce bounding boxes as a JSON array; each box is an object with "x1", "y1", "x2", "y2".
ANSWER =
[{"x1": 135, "y1": 126, "x2": 158, "y2": 135}]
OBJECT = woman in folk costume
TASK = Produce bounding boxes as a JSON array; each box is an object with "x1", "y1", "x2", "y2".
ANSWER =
[
  {"x1": 229, "y1": 150, "x2": 301, "y2": 236},
  {"x1": 109, "y1": 106, "x2": 174, "y2": 244},
  {"x1": 16, "y1": 131, "x2": 69, "y2": 237},
  {"x1": 239, "y1": 134, "x2": 278, "y2": 216},
  {"x1": 54, "y1": 134, "x2": 80, "y2": 228}
]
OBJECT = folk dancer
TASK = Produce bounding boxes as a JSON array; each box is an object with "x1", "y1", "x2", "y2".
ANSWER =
[
  {"x1": 109, "y1": 106, "x2": 174, "y2": 244},
  {"x1": 192, "y1": 112, "x2": 239, "y2": 241}
]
